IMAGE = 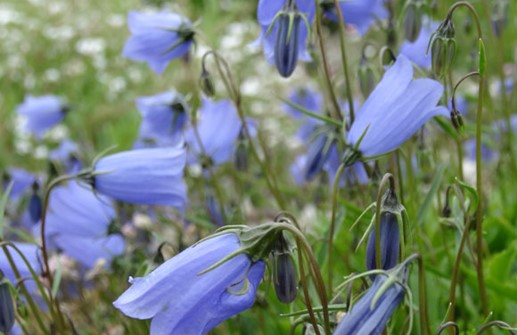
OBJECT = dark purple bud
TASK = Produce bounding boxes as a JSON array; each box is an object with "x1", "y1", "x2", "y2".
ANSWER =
[
  {"x1": 28, "y1": 182, "x2": 42, "y2": 223},
  {"x1": 206, "y1": 194, "x2": 225, "y2": 226},
  {"x1": 0, "y1": 272, "x2": 15, "y2": 335},
  {"x1": 366, "y1": 212, "x2": 400, "y2": 272},
  {"x1": 305, "y1": 133, "x2": 335, "y2": 181},
  {"x1": 274, "y1": 253, "x2": 298, "y2": 304},
  {"x1": 274, "y1": 13, "x2": 301, "y2": 78}
]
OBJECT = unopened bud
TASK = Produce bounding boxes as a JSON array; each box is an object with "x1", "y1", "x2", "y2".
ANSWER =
[
  {"x1": 272, "y1": 233, "x2": 297, "y2": 304},
  {"x1": 429, "y1": 18, "x2": 456, "y2": 78},
  {"x1": 199, "y1": 69, "x2": 215, "y2": 97},
  {"x1": 28, "y1": 181, "x2": 42, "y2": 223},
  {"x1": 450, "y1": 109, "x2": 464, "y2": 132},
  {"x1": 0, "y1": 272, "x2": 15, "y2": 335},
  {"x1": 274, "y1": 12, "x2": 301, "y2": 78},
  {"x1": 403, "y1": 0, "x2": 424, "y2": 42}
]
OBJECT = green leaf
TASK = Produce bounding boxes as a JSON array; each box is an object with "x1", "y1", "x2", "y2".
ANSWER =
[
  {"x1": 454, "y1": 177, "x2": 479, "y2": 212},
  {"x1": 416, "y1": 164, "x2": 445, "y2": 225},
  {"x1": 52, "y1": 258, "x2": 62, "y2": 298},
  {"x1": 0, "y1": 182, "x2": 13, "y2": 240},
  {"x1": 279, "y1": 96, "x2": 342, "y2": 127},
  {"x1": 478, "y1": 38, "x2": 486, "y2": 76},
  {"x1": 487, "y1": 242, "x2": 517, "y2": 282}
]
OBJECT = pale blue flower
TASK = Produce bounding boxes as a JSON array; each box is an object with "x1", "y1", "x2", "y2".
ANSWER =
[
  {"x1": 136, "y1": 91, "x2": 189, "y2": 144},
  {"x1": 17, "y1": 95, "x2": 67, "y2": 139},
  {"x1": 366, "y1": 212, "x2": 400, "y2": 272},
  {"x1": 113, "y1": 233, "x2": 265, "y2": 335},
  {"x1": 323, "y1": 0, "x2": 388, "y2": 35},
  {"x1": 93, "y1": 146, "x2": 187, "y2": 208},
  {"x1": 333, "y1": 274, "x2": 405, "y2": 335},
  {"x1": 400, "y1": 20, "x2": 438, "y2": 69},
  {"x1": 346, "y1": 55, "x2": 447, "y2": 161},
  {"x1": 122, "y1": 11, "x2": 194, "y2": 74}
]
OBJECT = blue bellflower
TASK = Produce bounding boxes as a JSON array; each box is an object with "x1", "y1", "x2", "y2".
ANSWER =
[
  {"x1": 93, "y1": 146, "x2": 187, "y2": 208},
  {"x1": 136, "y1": 91, "x2": 189, "y2": 145},
  {"x1": 184, "y1": 98, "x2": 249, "y2": 166},
  {"x1": 3, "y1": 168, "x2": 36, "y2": 203},
  {"x1": 122, "y1": 11, "x2": 195, "y2": 74},
  {"x1": 366, "y1": 212, "x2": 400, "y2": 272},
  {"x1": 256, "y1": 0, "x2": 315, "y2": 74},
  {"x1": 346, "y1": 55, "x2": 447, "y2": 163},
  {"x1": 17, "y1": 95, "x2": 67, "y2": 139},
  {"x1": 283, "y1": 88, "x2": 324, "y2": 141},
  {"x1": 333, "y1": 274, "x2": 405, "y2": 335},
  {"x1": 323, "y1": 0, "x2": 388, "y2": 35},
  {"x1": 43, "y1": 181, "x2": 124, "y2": 269},
  {"x1": 113, "y1": 233, "x2": 265, "y2": 335},
  {"x1": 400, "y1": 20, "x2": 439, "y2": 69}
]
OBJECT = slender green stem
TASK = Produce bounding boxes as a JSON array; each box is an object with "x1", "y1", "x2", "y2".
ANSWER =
[
  {"x1": 207, "y1": 51, "x2": 287, "y2": 209},
  {"x1": 296, "y1": 246, "x2": 320, "y2": 335},
  {"x1": 332, "y1": 0, "x2": 355, "y2": 123},
  {"x1": 435, "y1": 322, "x2": 459, "y2": 335},
  {"x1": 314, "y1": 3, "x2": 342, "y2": 122},
  {"x1": 447, "y1": 2, "x2": 490, "y2": 318},
  {"x1": 327, "y1": 163, "x2": 345, "y2": 296},
  {"x1": 417, "y1": 256, "x2": 432, "y2": 335}
]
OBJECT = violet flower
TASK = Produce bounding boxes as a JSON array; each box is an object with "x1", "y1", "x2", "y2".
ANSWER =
[
  {"x1": 122, "y1": 11, "x2": 195, "y2": 74},
  {"x1": 17, "y1": 95, "x2": 67, "y2": 139},
  {"x1": 345, "y1": 55, "x2": 447, "y2": 164},
  {"x1": 333, "y1": 274, "x2": 405, "y2": 335},
  {"x1": 92, "y1": 146, "x2": 187, "y2": 209},
  {"x1": 113, "y1": 233, "x2": 265, "y2": 335}
]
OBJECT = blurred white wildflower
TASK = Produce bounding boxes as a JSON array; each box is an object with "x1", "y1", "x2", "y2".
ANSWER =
[
  {"x1": 107, "y1": 14, "x2": 124, "y2": 27},
  {"x1": 44, "y1": 68, "x2": 61, "y2": 82},
  {"x1": 48, "y1": 1, "x2": 66, "y2": 15},
  {"x1": 127, "y1": 67, "x2": 143, "y2": 83},
  {"x1": 45, "y1": 124, "x2": 69, "y2": 141},
  {"x1": 0, "y1": 5, "x2": 23, "y2": 25},
  {"x1": 133, "y1": 213, "x2": 153, "y2": 230},
  {"x1": 34, "y1": 145, "x2": 49, "y2": 159},
  {"x1": 24, "y1": 73, "x2": 36, "y2": 90},
  {"x1": 75, "y1": 37, "x2": 106, "y2": 56},
  {"x1": 43, "y1": 26, "x2": 74, "y2": 41}
]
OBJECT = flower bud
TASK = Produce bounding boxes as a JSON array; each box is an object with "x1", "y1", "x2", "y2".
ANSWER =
[
  {"x1": 492, "y1": 0, "x2": 509, "y2": 37},
  {"x1": 450, "y1": 109, "x2": 464, "y2": 132},
  {"x1": 0, "y1": 272, "x2": 15, "y2": 335},
  {"x1": 272, "y1": 233, "x2": 297, "y2": 304},
  {"x1": 305, "y1": 132, "x2": 335, "y2": 181},
  {"x1": 234, "y1": 130, "x2": 248, "y2": 172},
  {"x1": 358, "y1": 58, "x2": 376, "y2": 98},
  {"x1": 403, "y1": 0, "x2": 424, "y2": 42},
  {"x1": 199, "y1": 69, "x2": 215, "y2": 97},
  {"x1": 429, "y1": 18, "x2": 456, "y2": 78},
  {"x1": 274, "y1": 12, "x2": 301, "y2": 78},
  {"x1": 28, "y1": 181, "x2": 42, "y2": 223}
]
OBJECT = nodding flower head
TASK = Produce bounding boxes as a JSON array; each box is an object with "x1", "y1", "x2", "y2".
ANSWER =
[
  {"x1": 17, "y1": 95, "x2": 68, "y2": 139},
  {"x1": 113, "y1": 232, "x2": 266, "y2": 334},
  {"x1": 122, "y1": 11, "x2": 195, "y2": 74},
  {"x1": 256, "y1": 0, "x2": 315, "y2": 76},
  {"x1": 0, "y1": 271, "x2": 14, "y2": 335},
  {"x1": 345, "y1": 55, "x2": 447, "y2": 166},
  {"x1": 90, "y1": 146, "x2": 187, "y2": 209},
  {"x1": 428, "y1": 17, "x2": 456, "y2": 79},
  {"x1": 403, "y1": 0, "x2": 426, "y2": 42}
]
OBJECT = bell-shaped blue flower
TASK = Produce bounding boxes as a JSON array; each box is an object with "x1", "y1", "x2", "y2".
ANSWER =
[
  {"x1": 346, "y1": 55, "x2": 447, "y2": 162},
  {"x1": 283, "y1": 88, "x2": 324, "y2": 141},
  {"x1": 3, "y1": 169, "x2": 36, "y2": 203},
  {"x1": 136, "y1": 91, "x2": 189, "y2": 145},
  {"x1": 122, "y1": 11, "x2": 195, "y2": 74},
  {"x1": 41, "y1": 181, "x2": 124, "y2": 268},
  {"x1": 93, "y1": 146, "x2": 187, "y2": 208},
  {"x1": 17, "y1": 95, "x2": 67, "y2": 139},
  {"x1": 304, "y1": 132, "x2": 335, "y2": 181},
  {"x1": 333, "y1": 274, "x2": 405, "y2": 335},
  {"x1": 323, "y1": 0, "x2": 388, "y2": 35},
  {"x1": 400, "y1": 20, "x2": 438, "y2": 69},
  {"x1": 184, "y1": 99, "x2": 249, "y2": 166},
  {"x1": 113, "y1": 233, "x2": 265, "y2": 335},
  {"x1": 256, "y1": 0, "x2": 315, "y2": 73},
  {"x1": 366, "y1": 212, "x2": 400, "y2": 272}
]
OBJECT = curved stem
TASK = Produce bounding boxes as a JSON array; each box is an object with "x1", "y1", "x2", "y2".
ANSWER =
[
  {"x1": 327, "y1": 163, "x2": 345, "y2": 296},
  {"x1": 435, "y1": 322, "x2": 459, "y2": 335},
  {"x1": 477, "y1": 321, "x2": 517, "y2": 335},
  {"x1": 332, "y1": 0, "x2": 355, "y2": 123}
]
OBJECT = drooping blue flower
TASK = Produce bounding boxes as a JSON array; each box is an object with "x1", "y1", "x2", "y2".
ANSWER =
[
  {"x1": 184, "y1": 98, "x2": 247, "y2": 166},
  {"x1": 113, "y1": 233, "x2": 265, "y2": 335},
  {"x1": 333, "y1": 274, "x2": 405, "y2": 335},
  {"x1": 136, "y1": 91, "x2": 189, "y2": 144},
  {"x1": 290, "y1": 154, "x2": 307, "y2": 185},
  {"x1": 323, "y1": 0, "x2": 388, "y2": 35},
  {"x1": 92, "y1": 146, "x2": 187, "y2": 208},
  {"x1": 0, "y1": 242, "x2": 41, "y2": 285},
  {"x1": 205, "y1": 194, "x2": 225, "y2": 227},
  {"x1": 400, "y1": 20, "x2": 439, "y2": 69},
  {"x1": 283, "y1": 88, "x2": 324, "y2": 141},
  {"x1": 304, "y1": 132, "x2": 336, "y2": 181},
  {"x1": 346, "y1": 55, "x2": 447, "y2": 163},
  {"x1": 256, "y1": 0, "x2": 315, "y2": 75},
  {"x1": 366, "y1": 212, "x2": 400, "y2": 272},
  {"x1": 17, "y1": 95, "x2": 67, "y2": 139},
  {"x1": 36, "y1": 181, "x2": 124, "y2": 269},
  {"x1": 122, "y1": 11, "x2": 195, "y2": 74},
  {"x1": 0, "y1": 272, "x2": 15, "y2": 335},
  {"x1": 3, "y1": 169, "x2": 36, "y2": 203}
]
